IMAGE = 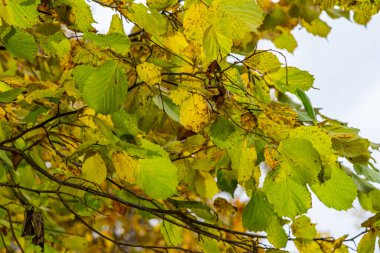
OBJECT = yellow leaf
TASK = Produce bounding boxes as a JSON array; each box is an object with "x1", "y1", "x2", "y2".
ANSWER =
[
  {"x1": 136, "y1": 62, "x2": 162, "y2": 86},
  {"x1": 79, "y1": 107, "x2": 96, "y2": 129},
  {"x1": 112, "y1": 151, "x2": 138, "y2": 184},
  {"x1": 195, "y1": 171, "x2": 218, "y2": 199},
  {"x1": 179, "y1": 93, "x2": 210, "y2": 133},
  {"x1": 82, "y1": 153, "x2": 107, "y2": 185},
  {"x1": 183, "y1": 3, "x2": 210, "y2": 45}
]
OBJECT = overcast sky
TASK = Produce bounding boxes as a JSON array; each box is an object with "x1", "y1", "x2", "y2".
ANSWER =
[{"x1": 90, "y1": 3, "x2": 380, "y2": 250}]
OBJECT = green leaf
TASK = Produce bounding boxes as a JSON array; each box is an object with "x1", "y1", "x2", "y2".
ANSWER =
[
  {"x1": 23, "y1": 107, "x2": 49, "y2": 123},
  {"x1": 357, "y1": 230, "x2": 376, "y2": 253},
  {"x1": 265, "y1": 67, "x2": 315, "y2": 94},
  {"x1": 203, "y1": 25, "x2": 232, "y2": 60},
  {"x1": 25, "y1": 88, "x2": 63, "y2": 104},
  {"x1": 61, "y1": 235, "x2": 88, "y2": 251},
  {"x1": 128, "y1": 3, "x2": 167, "y2": 35},
  {"x1": 108, "y1": 14, "x2": 126, "y2": 35},
  {"x1": 58, "y1": 0, "x2": 94, "y2": 32},
  {"x1": 1, "y1": 26, "x2": 38, "y2": 61},
  {"x1": 273, "y1": 30, "x2": 297, "y2": 53},
  {"x1": 200, "y1": 237, "x2": 221, "y2": 253},
  {"x1": 161, "y1": 221, "x2": 183, "y2": 246},
  {"x1": 332, "y1": 135, "x2": 370, "y2": 163},
  {"x1": 72, "y1": 65, "x2": 96, "y2": 92},
  {"x1": 311, "y1": 164, "x2": 357, "y2": 210},
  {"x1": 242, "y1": 190, "x2": 276, "y2": 231},
  {"x1": 301, "y1": 19, "x2": 331, "y2": 37},
  {"x1": 267, "y1": 218, "x2": 288, "y2": 248},
  {"x1": 0, "y1": 0, "x2": 39, "y2": 28},
  {"x1": 0, "y1": 88, "x2": 23, "y2": 103},
  {"x1": 137, "y1": 157, "x2": 178, "y2": 199},
  {"x1": 263, "y1": 168, "x2": 311, "y2": 218},
  {"x1": 358, "y1": 189, "x2": 380, "y2": 212},
  {"x1": 216, "y1": 169, "x2": 238, "y2": 196},
  {"x1": 278, "y1": 138, "x2": 322, "y2": 185},
  {"x1": 152, "y1": 94, "x2": 180, "y2": 123},
  {"x1": 209, "y1": 117, "x2": 236, "y2": 149},
  {"x1": 84, "y1": 32, "x2": 131, "y2": 56},
  {"x1": 83, "y1": 61, "x2": 128, "y2": 114},
  {"x1": 82, "y1": 153, "x2": 107, "y2": 185},
  {"x1": 354, "y1": 164, "x2": 380, "y2": 183},
  {"x1": 291, "y1": 215, "x2": 317, "y2": 240},
  {"x1": 218, "y1": 0, "x2": 263, "y2": 32},
  {"x1": 111, "y1": 110, "x2": 139, "y2": 137},
  {"x1": 296, "y1": 89, "x2": 317, "y2": 123}
]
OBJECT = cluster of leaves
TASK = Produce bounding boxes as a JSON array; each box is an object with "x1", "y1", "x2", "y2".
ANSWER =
[{"x1": 0, "y1": 0, "x2": 380, "y2": 252}]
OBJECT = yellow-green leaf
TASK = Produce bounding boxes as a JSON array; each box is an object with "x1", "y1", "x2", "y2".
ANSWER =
[
  {"x1": 265, "y1": 67, "x2": 314, "y2": 94},
  {"x1": 137, "y1": 157, "x2": 178, "y2": 199},
  {"x1": 82, "y1": 153, "x2": 107, "y2": 185},
  {"x1": 0, "y1": 0, "x2": 39, "y2": 28},
  {"x1": 136, "y1": 62, "x2": 162, "y2": 86},
  {"x1": 112, "y1": 151, "x2": 138, "y2": 184},
  {"x1": 357, "y1": 230, "x2": 376, "y2": 253},
  {"x1": 291, "y1": 215, "x2": 317, "y2": 240}
]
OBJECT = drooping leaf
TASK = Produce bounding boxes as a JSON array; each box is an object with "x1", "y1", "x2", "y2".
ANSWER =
[
  {"x1": 242, "y1": 190, "x2": 277, "y2": 231},
  {"x1": 311, "y1": 164, "x2": 357, "y2": 210},
  {"x1": 263, "y1": 168, "x2": 311, "y2": 219},
  {"x1": 137, "y1": 157, "x2": 178, "y2": 199},
  {"x1": 195, "y1": 171, "x2": 219, "y2": 199},
  {"x1": 112, "y1": 151, "x2": 138, "y2": 184},
  {"x1": 354, "y1": 164, "x2": 380, "y2": 183},
  {"x1": 108, "y1": 14, "x2": 126, "y2": 35},
  {"x1": 296, "y1": 88, "x2": 317, "y2": 123},
  {"x1": 83, "y1": 61, "x2": 128, "y2": 114},
  {"x1": 301, "y1": 19, "x2": 331, "y2": 37},
  {"x1": 203, "y1": 25, "x2": 232, "y2": 60},
  {"x1": 357, "y1": 230, "x2": 376, "y2": 253},
  {"x1": 273, "y1": 30, "x2": 297, "y2": 53},
  {"x1": 267, "y1": 218, "x2": 288, "y2": 248},
  {"x1": 81, "y1": 153, "x2": 107, "y2": 185}
]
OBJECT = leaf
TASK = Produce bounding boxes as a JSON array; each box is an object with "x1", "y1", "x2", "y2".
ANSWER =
[
  {"x1": 332, "y1": 135, "x2": 370, "y2": 163},
  {"x1": 58, "y1": 0, "x2": 94, "y2": 32},
  {"x1": 179, "y1": 93, "x2": 210, "y2": 133},
  {"x1": 215, "y1": 0, "x2": 264, "y2": 34},
  {"x1": 0, "y1": 88, "x2": 23, "y2": 103},
  {"x1": 111, "y1": 110, "x2": 139, "y2": 137},
  {"x1": 267, "y1": 218, "x2": 288, "y2": 248},
  {"x1": 242, "y1": 190, "x2": 277, "y2": 231},
  {"x1": 209, "y1": 117, "x2": 236, "y2": 149},
  {"x1": 127, "y1": 3, "x2": 167, "y2": 35},
  {"x1": 311, "y1": 164, "x2": 357, "y2": 210},
  {"x1": 195, "y1": 171, "x2": 219, "y2": 199},
  {"x1": 72, "y1": 65, "x2": 96, "y2": 92},
  {"x1": 246, "y1": 51, "x2": 281, "y2": 74},
  {"x1": 136, "y1": 62, "x2": 162, "y2": 86},
  {"x1": 216, "y1": 169, "x2": 238, "y2": 195},
  {"x1": 108, "y1": 14, "x2": 126, "y2": 35},
  {"x1": 1, "y1": 26, "x2": 38, "y2": 61},
  {"x1": 83, "y1": 61, "x2": 128, "y2": 114},
  {"x1": 354, "y1": 164, "x2": 380, "y2": 183},
  {"x1": 137, "y1": 157, "x2": 178, "y2": 199},
  {"x1": 265, "y1": 67, "x2": 315, "y2": 94},
  {"x1": 112, "y1": 151, "x2": 138, "y2": 184},
  {"x1": 200, "y1": 237, "x2": 220, "y2": 253},
  {"x1": 291, "y1": 215, "x2": 317, "y2": 240},
  {"x1": 278, "y1": 138, "x2": 322, "y2": 185},
  {"x1": 289, "y1": 126, "x2": 337, "y2": 166},
  {"x1": 25, "y1": 88, "x2": 63, "y2": 104},
  {"x1": 84, "y1": 32, "x2": 131, "y2": 56},
  {"x1": 263, "y1": 168, "x2": 311, "y2": 219},
  {"x1": 203, "y1": 26, "x2": 232, "y2": 60},
  {"x1": 0, "y1": 0, "x2": 39, "y2": 28},
  {"x1": 273, "y1": 30, "x2": 297, "y2": 53},
  {"x1": 357, "y1": 230, "x2": 376, "y2": 253},
  {"x1": 81, "y1": 153, "x2": 107, "y2": 185},
  {"x1": 296, "y1": 89, "x2": 317, "y2": 123},
  {"x1": 301, "y1": 19, "x2": 331, "y2": 37},
  {"x1": 161, "y1": 221, "x2": 183, "y2": 246},
  {"x1": 147, "y1": 0, "x2": 177, "y2": 10},
  {"x1": 228, "y1": 136, "x2": 258, "y2": 183},
  {"x1": 152, "y1": 94, "x2": 180, "y2": 123},
  {"x1": 294, "y1": 239, "x2": 323, "y2": 253}
]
